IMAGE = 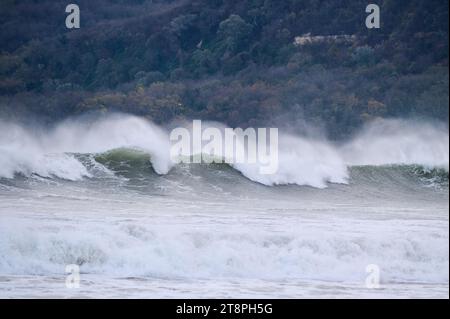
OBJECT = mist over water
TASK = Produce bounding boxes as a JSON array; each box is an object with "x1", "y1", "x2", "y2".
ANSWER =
[
  {"x1": 0, "y1": 114, "x2": 448, "y2": 298},
  {"x1": 342, "y1": 119, "x2": 449, "y2": 169},
  {"x1": 0, "y1": 114, "x2": 448, "y2": 185}
]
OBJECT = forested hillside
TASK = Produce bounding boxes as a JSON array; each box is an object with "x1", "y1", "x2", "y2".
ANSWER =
[{"x1": 0, "y1": 0, "x2": 448, "y2": 138}]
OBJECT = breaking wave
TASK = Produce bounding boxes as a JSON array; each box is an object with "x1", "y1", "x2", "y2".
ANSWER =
[
  {"x1": 0, "y1": 220, "x2": 447, "y2": 283},
  {"x1": 0, "y1": 115, "x2": 448, "y2": 188}
]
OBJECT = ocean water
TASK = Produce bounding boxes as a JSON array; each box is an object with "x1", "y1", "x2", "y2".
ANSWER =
[{"x1": 0, "y1": 116, "x2": 448, "y2": 298}]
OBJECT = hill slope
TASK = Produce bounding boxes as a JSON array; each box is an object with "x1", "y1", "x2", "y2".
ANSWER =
[{"x1": 0, "y1": 0, "x2": 448, "y2": 138}]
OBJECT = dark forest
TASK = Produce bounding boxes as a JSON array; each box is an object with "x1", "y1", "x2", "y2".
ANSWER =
[{"x1": 0, "y1": 0, "x2": 448, "y2": 138}]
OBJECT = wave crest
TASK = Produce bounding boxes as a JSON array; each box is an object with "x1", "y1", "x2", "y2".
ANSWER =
[{"x1": 1, "y1": 116, "x2": 448, "y2": 188}]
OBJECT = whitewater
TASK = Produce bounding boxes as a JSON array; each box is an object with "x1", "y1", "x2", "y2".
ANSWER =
[{"x1": 0, "y1": 115, "x2": 448, "y2": 298}]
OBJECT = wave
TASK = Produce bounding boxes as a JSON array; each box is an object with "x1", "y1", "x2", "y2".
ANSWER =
[
  {"x1": 92, "y1": 148, "x2": 155, "y2": 179},
  {"x1": 0, "y1": 115, "x2": 448, "y2": 188},
  {"x1": 0, "y1": 115, "x2": 171, "y2": 180},
  {"x1": 0, "y1": 220, "x2": 447, "y2": 283},
  {"x1": 233, "y1": 135, "x2": 348, "y2": 188},
  {"x1": 77, "y1": 150, "x2": 450, "y2": 191},
  {"x1": 348, "y1": 164, "x2": 449, "y2": 191}
]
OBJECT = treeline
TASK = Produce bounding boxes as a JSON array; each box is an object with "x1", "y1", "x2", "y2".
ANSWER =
[{"x1": 0, "y1": 0, "x2": 448, "y2": 138}]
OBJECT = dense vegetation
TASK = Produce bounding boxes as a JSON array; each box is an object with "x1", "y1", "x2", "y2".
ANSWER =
[{"x1": 0, "y1": 0, "x2": 448, "y2": 138}]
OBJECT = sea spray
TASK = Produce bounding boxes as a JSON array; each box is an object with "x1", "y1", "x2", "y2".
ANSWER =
[
  {"x1": 0, "y1": 115, "x2": 448, "y2": 187},
  {"x1": 341, "y1": 119, "x2": 449, "y2": 170},
  {"x1": 0, "y1": 115, "x2": 172, "y2": 179}
]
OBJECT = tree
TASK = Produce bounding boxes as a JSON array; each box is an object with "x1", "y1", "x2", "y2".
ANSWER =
[{"x1": 217, "y1": 15, "x2": 253, "y2": 55}]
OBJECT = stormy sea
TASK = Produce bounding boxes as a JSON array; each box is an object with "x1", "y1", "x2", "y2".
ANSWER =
[{"x1": 0, "y1": 115, "x2": 448, "y2": 298}]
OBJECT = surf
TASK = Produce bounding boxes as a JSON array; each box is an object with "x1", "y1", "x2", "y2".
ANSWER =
[{"x1": 0, "y1": 115, "x2": 448, "y2": 188}]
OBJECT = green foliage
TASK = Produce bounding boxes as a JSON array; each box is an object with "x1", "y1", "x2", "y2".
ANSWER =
[
  {"x1": 351, "y1": 46, "x2": 376, "y2": 66},
  {"x1": 217, "y1": 15, "x2": 253, "y2": 54},
  {"x1": 0, "y1": 0, "x2": 448, "y2": 138}
]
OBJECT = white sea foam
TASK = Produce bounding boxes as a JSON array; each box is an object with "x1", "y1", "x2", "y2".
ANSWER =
[
  {"x1": 0, "y1": 217, "x2": 447, "y2": 284},
  {"x1": 0, "y1": 116, "x2": 448, "y2": 298},
  {"x1": 234, "y1": 135, "x2": 348, "y2": 188},
  {"x1": 0, "y1": 115, "x2": 171, "y2": 180},
  {"x1": 0, "y1": 116, "x2": 448, "y2": 186}
]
